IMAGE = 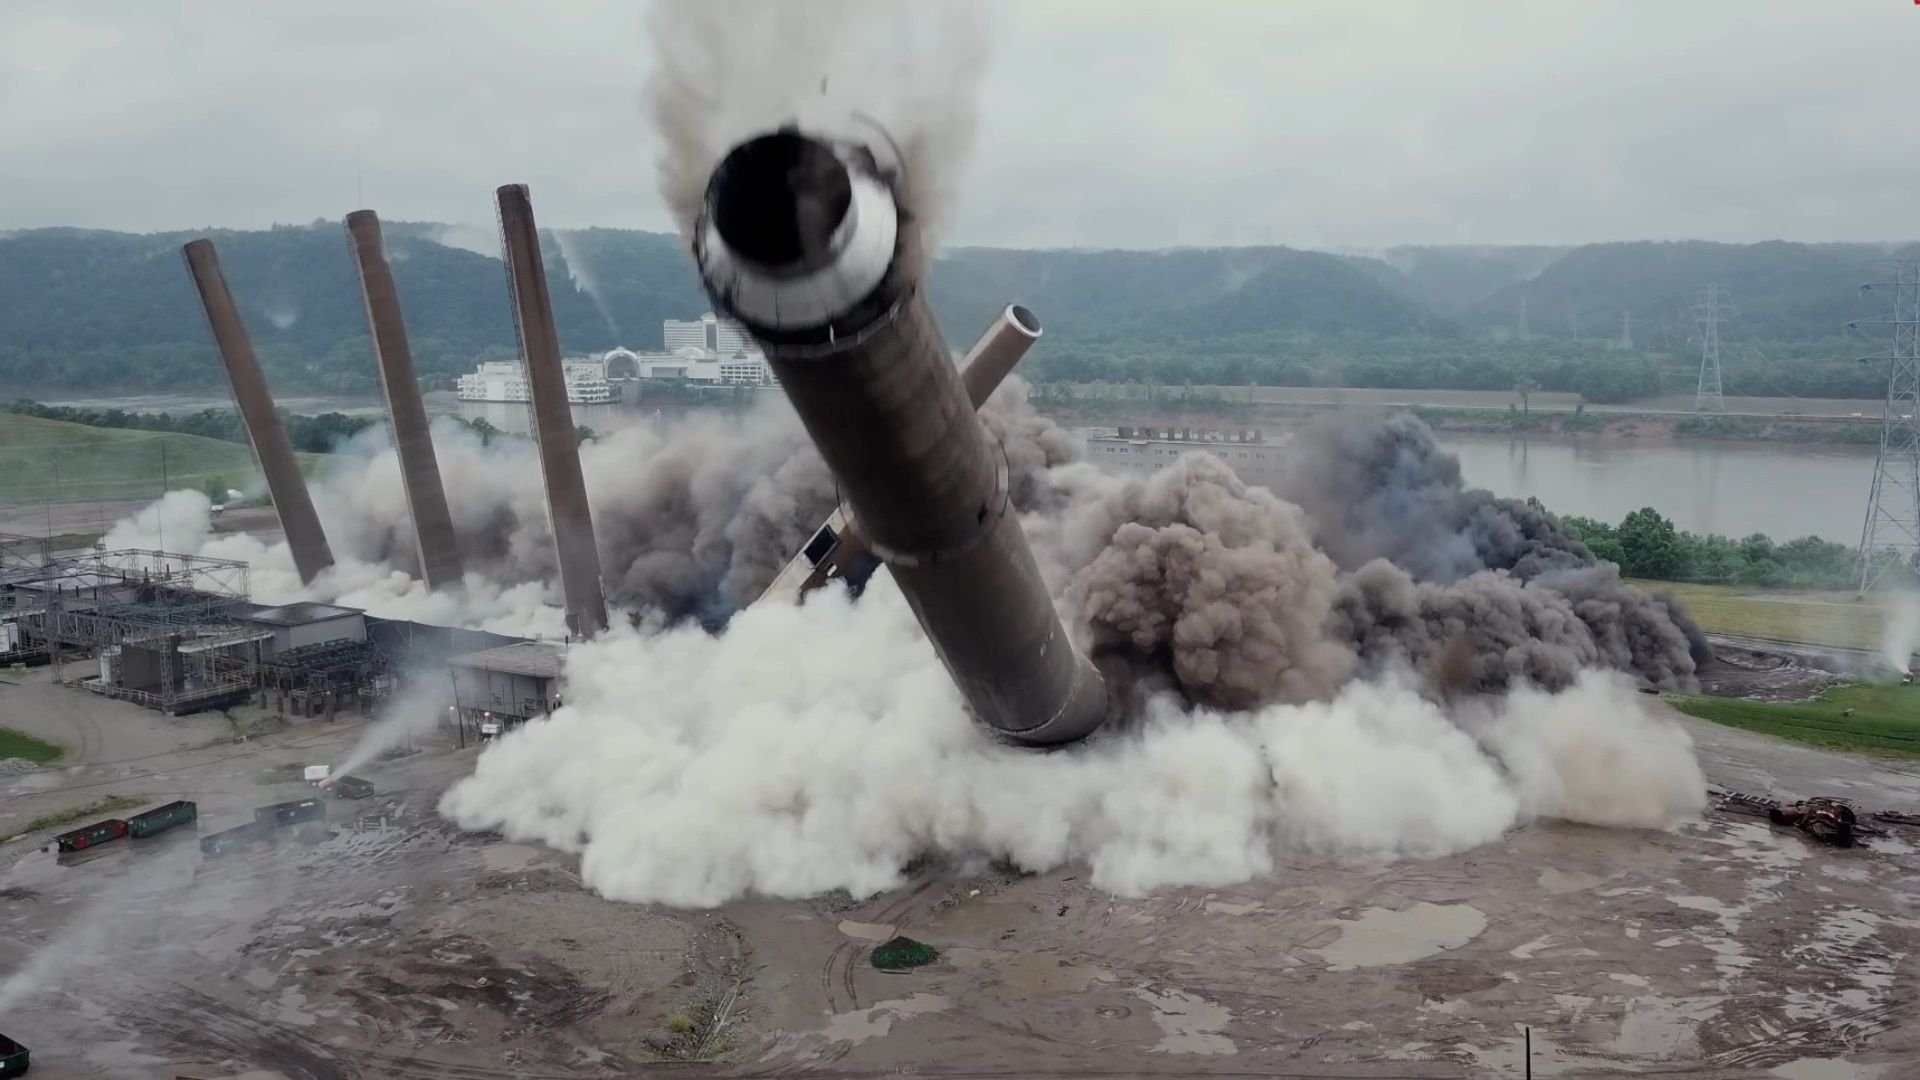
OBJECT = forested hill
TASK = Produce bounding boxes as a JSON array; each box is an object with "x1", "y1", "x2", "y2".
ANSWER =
[{"x1": 0, "y1": 223, "x2": 1909, "y2": 396}]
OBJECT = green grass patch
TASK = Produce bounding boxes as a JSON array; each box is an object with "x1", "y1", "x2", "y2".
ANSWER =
[
  {"x1": 1632, "y1": 579, "x2": 1885, "y2": 652},
  {"x1": 0, "y1": 412, "x2": 325, "y2": 505},
  {"x1": 24, "y1": 794, "x2": 145, "y2": 834},
  {"x1": 1669, "y1": 682, "x2": 1920, "y2": 757},
  {"x1": 0, "y1": 728, "x2": 64, "y2": 763}
]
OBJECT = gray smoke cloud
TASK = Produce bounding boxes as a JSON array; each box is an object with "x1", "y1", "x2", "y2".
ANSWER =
[
  {"x1": 1034, "y1": 414, "x2": 1705, "y2": 709},
  {"x1": 1276, "y1": 412, "x2": 1596, "y2": 583}
]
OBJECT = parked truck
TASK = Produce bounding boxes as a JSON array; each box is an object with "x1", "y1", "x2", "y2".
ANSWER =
[
  {"x1": 0, "y1": 1031, "x2": 29, "y2": 1077},
  {"x1": 254, "y1": 797, "x2": 326, "y2": 827},
  {"x1": 327, "y1": 775, "x2": 374, "y2": 800},
  {"x1": 53, "y1": 817, "x2": 127, "y2": 854},
  {"x1": 127, "y1": 800, "x2": 198, "y2": 840}
]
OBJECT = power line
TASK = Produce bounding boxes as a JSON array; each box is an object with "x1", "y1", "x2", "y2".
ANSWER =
[
  {"x1": 1692, "y1": 284, "x2": 1731, "y2": 413},
  {"x1": 1852, "y1": 260, "x2": 1920, "y2": 593}
]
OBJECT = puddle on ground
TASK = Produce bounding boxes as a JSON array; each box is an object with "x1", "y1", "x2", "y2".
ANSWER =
[
  {"x1": 818, "y1": 993, "x2": 950, "y2": 1044},
  {"x1": 837, "y1": 919, "x2": 897, "y2": 943},
  {"x1": 1538, "y1": 868, "x2": 1603, "y2": 894},
  {"x1": 989, "y1": 951, "x2": 1111, "y2": 994},
  {"x1": 1134, "y1": 986, "x2": 1235, "y2": 1055},
  {"x1": 1313, "y1": 902, "x2": 1487, "y2": 970},
  {"x1": 479, "y1": 843, "x2": 543, "y2": 872}
]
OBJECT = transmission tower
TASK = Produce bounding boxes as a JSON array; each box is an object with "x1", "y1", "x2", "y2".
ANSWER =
[
  {"x1": 1617, "y1": 309, "x2": 1634, "y2": 351},
  {"x1": 1853, "y1": 260, "x2": 1920, "y2": 593},
  {"x1": 1517, "y1": 296, "x2": 1530, "y2": 341},
  {"x1": 1692, "y1": 285, "x2": 1730, "y2": 413}
]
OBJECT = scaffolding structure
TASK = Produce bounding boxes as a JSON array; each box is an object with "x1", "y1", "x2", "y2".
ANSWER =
[
  {"x1": 0, "y1": 544, "x2": 260, "y2": 712},
  {"x1": 1853, "y1": 261, "x2": 1920, "y2": 593},
  {"x1": 261, "y1": 637, "x2": 393, "y2": 719}
]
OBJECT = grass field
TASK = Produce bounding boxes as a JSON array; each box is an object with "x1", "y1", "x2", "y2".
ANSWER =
[
  {"x1": 0, "y1": 412, "x2": 326, "y2": 505},
  {"x1": 23, "y1": 794, "x2": 145, "y2": 835},
  {"x1": 0, "y1": 727, "x2": 65, "y2": 763},
  {"x1": 1668, "y1": 682, "x2": 1920, "y2": 758},
  {"x1": 1632, "y1": 579, "x2": 1886, "y2": 652}
]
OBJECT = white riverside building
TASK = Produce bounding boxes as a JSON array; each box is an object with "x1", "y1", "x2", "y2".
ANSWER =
[
  {"x1": 455, "y1": 359, "x2": 616, "y2": 404},
  {"x1": 454, "y1": 313, "x2": 778, "y2": 403}
]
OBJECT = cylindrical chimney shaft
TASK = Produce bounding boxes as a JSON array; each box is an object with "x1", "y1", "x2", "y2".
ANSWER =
[
  {"x1": 181, "y1": 239, "x2": 335, "y2": 585},
  {"x1": 495, "y1": 185, "x2": 609, "y2": 638},
  {"x1": 695, "y1": 129, "x2": 1107, "y2": 745},
  {"x1": 345, "y1": 210, "x2": 466, "y2": 591}
]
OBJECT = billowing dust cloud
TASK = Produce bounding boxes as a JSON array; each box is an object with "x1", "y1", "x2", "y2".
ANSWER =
[
  {"x1": 102, "y1": 382, "x2": 1076, "y2": 637},
  {"x1": 440, "y1": 577, "x2": 1706, "y2": 907}
]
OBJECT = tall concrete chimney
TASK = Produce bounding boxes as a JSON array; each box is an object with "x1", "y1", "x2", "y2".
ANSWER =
[
  {"x1": 756, "y1": 304, "x2": 1042, "y2": 606},
  {"x1": 345, "y1": 210, "x2": 465, "y2": 591},
  {"x1": 694, "y1": 130, "x2": 1108, "y2": 745},
  {"x1": 494, "y1": 184, "x2": 609, "y2": 637},
  {"x1": 181, "y1": 239, "x2": 335, "y2": 584}
]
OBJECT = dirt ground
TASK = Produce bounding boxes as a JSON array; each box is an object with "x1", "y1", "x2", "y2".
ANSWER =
[{"x1": 4, "y1": 669, "x2": 1920, "y2": 1079}]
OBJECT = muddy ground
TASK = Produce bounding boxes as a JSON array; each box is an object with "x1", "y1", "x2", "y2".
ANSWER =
[{"x1": 4, "y1": 668, "x2": 1920, "y2": 1079}]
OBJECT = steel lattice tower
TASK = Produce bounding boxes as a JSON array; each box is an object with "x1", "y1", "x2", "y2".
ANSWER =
[
  {"x1": 1854, "y1": 260, "x2": 1920, "y2": 593},
  {"x1": 1692, "y1": 285, "x2": 1730, "y2": 413}
]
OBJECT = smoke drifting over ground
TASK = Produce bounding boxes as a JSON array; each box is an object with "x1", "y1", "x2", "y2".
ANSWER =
[
  {"x1": 103, "y1": 382, "x2": 1076, "y2": 636},
  {"x1": 441, "y1": 578, "x2": 1705, "y2": 907}
]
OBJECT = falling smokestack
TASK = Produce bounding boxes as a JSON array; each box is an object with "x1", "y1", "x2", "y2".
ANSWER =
[
  {"x1": 181, "y1": 239, "x2": 335, "y2": 585},
  {"x1": 757, "y1": 304, "x2": 1042, "y2": 605},
  {"x1": 345, "y1": 210, "x2": 465, "y2": 591},
  {"x1": 495, "y1": 185, "x2": 609, "y2": 638},
  {"x1": 695, "y1": 129, "x2": 1107, "y2": 745}
]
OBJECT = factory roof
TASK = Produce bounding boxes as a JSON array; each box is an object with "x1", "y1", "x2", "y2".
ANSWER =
[
  {"x1": 448, "y1": 641, "x2": 566, "y2": 680},
  {"x1": 244, "y1": 602, "x2": 366, "y2": 627}
]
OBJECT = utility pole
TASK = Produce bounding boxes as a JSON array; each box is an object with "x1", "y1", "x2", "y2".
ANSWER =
[
  {"x1": 1853, "y1": 260, "x2": 1920, "y2": 593},
  {"x1": 1692, "y1": 285, "x2": 1730, "y2": 413}
]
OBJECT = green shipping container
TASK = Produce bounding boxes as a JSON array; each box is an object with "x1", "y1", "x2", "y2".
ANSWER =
[
  {"x1": 128, "y1": 800, "x2": 198, "y2": 839},
  {"x1": 0, "y1": 1031, "x2": 28, "y2": 1078},
  {"x1": 255, "y1": 798, "x2": 326, "y2": 827}
]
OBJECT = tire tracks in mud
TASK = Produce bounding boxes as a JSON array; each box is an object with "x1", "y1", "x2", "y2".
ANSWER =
[{"x1": 821, "y1": 877, "x2": 942, "y2": 1014}]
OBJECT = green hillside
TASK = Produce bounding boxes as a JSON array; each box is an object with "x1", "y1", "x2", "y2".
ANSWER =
[{"x1": 0, "y1": 412, "x2": 323, "y2": 505}]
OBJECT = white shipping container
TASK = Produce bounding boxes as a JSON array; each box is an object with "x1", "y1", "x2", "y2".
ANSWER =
[{"x1": 303, "y1": 765, "x2": 331, "y2": 782}]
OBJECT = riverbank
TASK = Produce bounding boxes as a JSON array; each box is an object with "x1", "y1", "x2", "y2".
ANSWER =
[{"x1": 1034, "y1": 386, "x2": 1885, "y2": 447}]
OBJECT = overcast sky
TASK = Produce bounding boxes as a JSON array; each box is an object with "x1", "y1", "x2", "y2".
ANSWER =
[{"x1": 1, "y1": 1, "x2": 1914, "y2": 249}]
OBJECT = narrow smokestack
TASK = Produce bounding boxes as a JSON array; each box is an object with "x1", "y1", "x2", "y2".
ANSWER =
[
  {"x1": 495, "y1": 185, "x2": 609, "y2": 638},
  {"x1": 757, "y1": 304, "x2": 1044, "y2": 606},
  {"x1": 345, "y1": 210, "x2": 465, "y2": 591},
  {"x1": 959, "y1": 304, "x2": 1043, "y2": 408},
  {"x1": 180, "y1": 239, "x2": 335, "y2": 585},
  {"x1": 697, "y1": 129, "x2": 1107, "y2": 745}
]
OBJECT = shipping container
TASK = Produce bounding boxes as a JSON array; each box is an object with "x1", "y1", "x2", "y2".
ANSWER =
[
  {"x1": 254, "y1": 797, "x2": 326, "y2": 827},
  {"x1": 199, "y1": 820, "x2": 277, "y2": 857},
  {"x1": 127, "y1": 800, "x2": 198, "y2": 839},
  {"x1": 0, "y1": 1031, "x2": 28, "y2": 1078},
  {"x1": 329, "y1": 775, "x2": 374, "y2": 800},
  {"x1": 53, "y1": 818, "x2": 128, "y2": 853}
]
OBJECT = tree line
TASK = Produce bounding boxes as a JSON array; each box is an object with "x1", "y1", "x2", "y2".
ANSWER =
[
  {"x1": 1560, "y1": 505, "x2": 1856, "y2": 590},
  {"x1": 5, "y1": 400, "x2": 378, "y2": 453}
]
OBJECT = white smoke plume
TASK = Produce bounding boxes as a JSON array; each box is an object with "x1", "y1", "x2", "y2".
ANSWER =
[
  {"x1": 1882, "y1": 592, "x2": 1920, "y2": 675},
  {"x1": 328, "y1": 668, "x2": 453, "y2": 781},
  {"x1": 550, "y1": 229, "x2": 622, "y2": 342},
  {"x1": 645, "y1": 0, "x2": 987, "y2": 248},
  {"x1": 424, "y1": 223, "x2": 501, "y2": 258},
  {"x1": 440, "y1": 575, "x2": 1705, "y2": 908}
]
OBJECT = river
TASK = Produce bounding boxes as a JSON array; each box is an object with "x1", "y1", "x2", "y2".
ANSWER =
[{"x1": 1435, "y1": 433, "x2": 1872, "y2": 544}]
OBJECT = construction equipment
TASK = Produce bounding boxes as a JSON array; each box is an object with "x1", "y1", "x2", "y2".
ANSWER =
[
  {"x1": 127, "y1": 800, "x2": 198, "y2": 840},
  {"x1": 0, "y1": 1031, "x2": 29, "y2": 1078},
  {"x1": 52, "y1": 818, "x2": 127, "y2": 854}
]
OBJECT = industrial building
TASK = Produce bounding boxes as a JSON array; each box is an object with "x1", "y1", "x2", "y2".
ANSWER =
[
  {"x1": 447, "y1": 641, "x2": 566, "y2": 733},
  {"x1": 1083, "y1": 426, "x2": 1287, "y2": 487}
]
